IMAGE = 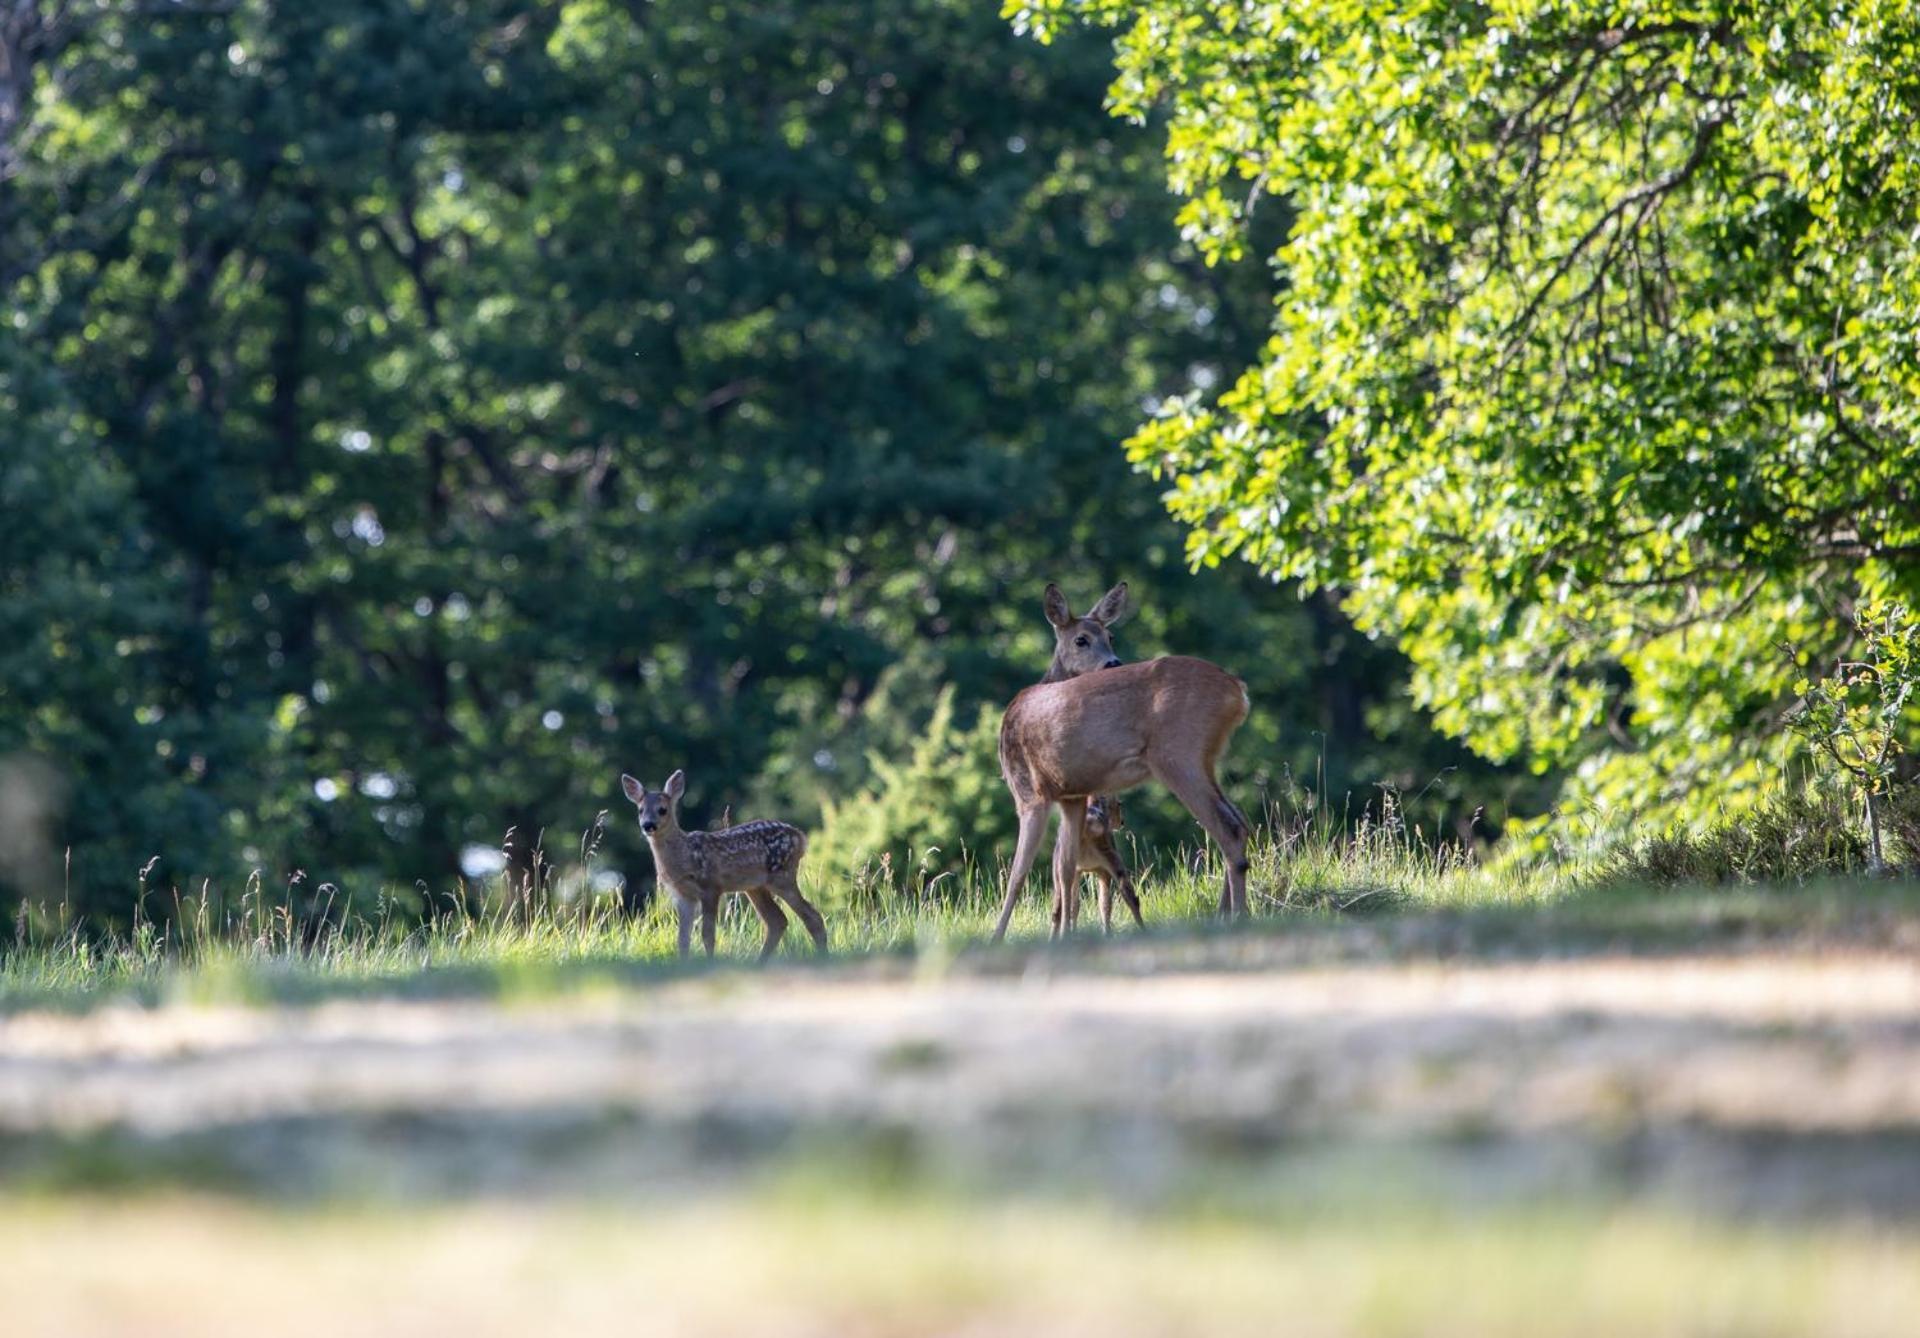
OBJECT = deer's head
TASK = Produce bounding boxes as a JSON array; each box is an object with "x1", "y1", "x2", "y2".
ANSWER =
[
  {"x1": 1084, "y1": 795, "x2": 1123, "y2": 840},
  {"x1": 1043, "y1": 581, "x2": 1130, "y2": 680},
  {"x1": 620, "y1": 769, "x2": 685, "y2": 837}
]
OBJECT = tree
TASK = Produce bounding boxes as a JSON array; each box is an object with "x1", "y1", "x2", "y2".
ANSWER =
[
  {"x1": 1, "y1": 0, "x2": 1527, "y2": 922},
  {"x1": 1010, "y1": 0, "x2": 1920, "y2": 839}
]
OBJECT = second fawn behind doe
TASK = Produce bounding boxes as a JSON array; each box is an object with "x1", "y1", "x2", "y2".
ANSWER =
[{"x1": 1050, "y1": 794, "x2": 1143, "y2": 935}]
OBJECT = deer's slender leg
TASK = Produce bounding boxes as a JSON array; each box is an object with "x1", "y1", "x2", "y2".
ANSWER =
[
  {"x1": 1213, "y1": 778, "x2": 1252, "y2": 916},
  {"x1": 1153, "y1": 763, "x2": 1250, "y2": 918},
  {"x1": 770, "y1": 869, "x2": 828, "y2": 951},
  {"x1": 991, "y1": 802, "x2": 1050, "y2": 943},
  {"x1": 671, "y1": 890, "x2": 697, "y2": 958},
  {"x1": 699, "y1": 891, "x2": 719, "y2": 957},
  {"x1": 1067, "y1": 810, "x2": 1098, "y2": 932},
  {"x1": 742, "y1": 886, "x2": 787, "y2": 962},
  {"x1": 1114, "y1": 871, "x2": 1145, "y2": 928},
  {"x1": 1051, "y1": 797, "x2": 1088, "y2": 937}
]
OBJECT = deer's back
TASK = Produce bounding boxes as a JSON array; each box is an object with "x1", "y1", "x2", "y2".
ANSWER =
[
  {"x1": 1000, "y1": 656, "x2": 1247, "y2": 801},
  {"x1": 687, "y1": 820, "x2": 807, "y2": 887}
]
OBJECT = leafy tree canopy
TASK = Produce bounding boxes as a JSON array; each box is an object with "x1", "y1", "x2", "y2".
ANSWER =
[{"x1": 1010, "y1": 0, "x2": 1920, "y2": 837}]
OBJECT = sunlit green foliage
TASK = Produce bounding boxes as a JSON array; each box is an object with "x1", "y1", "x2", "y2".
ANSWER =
[
  {"x1": 1010, "y1": 0, "x2": 1920, "y2": 839},
  {"x1": 1790, "y1": 601, "x2": 1920, "y2": 866},
  {"x1": 810, "y1": 680, "x2": 1009, "y2": 891}
]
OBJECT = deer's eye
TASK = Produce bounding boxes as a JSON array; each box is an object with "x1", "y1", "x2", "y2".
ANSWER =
[{"x1": 1074, "y1": 636, "x2": 1090, "y2": 648}]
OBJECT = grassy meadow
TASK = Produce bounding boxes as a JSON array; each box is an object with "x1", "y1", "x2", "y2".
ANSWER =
[
  {"x1": 1, "y1": 783, "x2": 1909, "y2": 1015},
  {"x1": 4, "y1": 798, "x2": 1551, "y2": 1013}
]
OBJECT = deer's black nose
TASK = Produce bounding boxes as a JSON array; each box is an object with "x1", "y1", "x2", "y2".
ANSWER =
[
  {"x1": 1103, "y1": 658, "x2": 1122, "y2": 669},
  {"x1": 641, "y1": 821, "x2": 657, "y2": 834}
]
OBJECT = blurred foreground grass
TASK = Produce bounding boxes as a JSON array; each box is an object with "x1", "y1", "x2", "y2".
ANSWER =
[{"x1": 7, "y1": 1187, "x2": 1918, "y2": 1338}]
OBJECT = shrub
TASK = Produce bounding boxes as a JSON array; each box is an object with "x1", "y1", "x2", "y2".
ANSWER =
[
  {"x1": 1610, "y1": 788, "x2": 1876, "y2": 885},
  {"x1": 1788, "y1": 601, "x2": 1920, "y2": 872},
  {"x1": 808, "y1": 687, "x2": 1014, "y2": 901}
]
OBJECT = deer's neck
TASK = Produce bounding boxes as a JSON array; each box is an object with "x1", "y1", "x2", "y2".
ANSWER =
[
  {"x1": 646, "y1": 825, "x2": 696, "y2": 875},
  {"x1": 1040, "y1": 656, "x2": 1076, "y2": 685}
]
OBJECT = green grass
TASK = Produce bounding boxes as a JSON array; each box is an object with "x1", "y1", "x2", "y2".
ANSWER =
[
  {"x1": 11, "y1": 776, "x2": 1920, "y2": 1015},
  {"x1": 1, "y1": 812, "x2": 1559, "y2": 1014},
  {"x1": 10, "y1": 793, "x2": 1920, "y2": 1015}
]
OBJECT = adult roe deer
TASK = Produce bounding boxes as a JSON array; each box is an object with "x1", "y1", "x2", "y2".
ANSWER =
[
  {"x1": 992, "y1": 582, "x2": 1252, "y2": 941},
  {"x1": 1029, "y1": 581, "x2": 1144, "y2": 932},
  {"x1": 620, "y1": 770, "x2": 828, "y2": 960}
]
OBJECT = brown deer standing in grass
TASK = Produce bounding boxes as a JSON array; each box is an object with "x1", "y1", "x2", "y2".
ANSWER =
[
  {"x1": 1030, "y1": 581, "x2": 1145, "y2": 933},
  {"x1": 992, "y1": 582, "x2": 1252, "y2": 942},
  {"x1": 620, "y1": 770, "x2": 828, "y2": 960}
]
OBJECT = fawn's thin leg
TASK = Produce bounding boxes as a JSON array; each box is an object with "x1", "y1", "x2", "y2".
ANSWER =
[
  {"x1": 743, "y1": 886, "x2": 787, "y2": 962},
  {"x1": 770, "y1": 870, "x2": 828, "y2": 951},
  {"x1": 1115, "y1": 872, "x2": 1145, "y2": 928},
  {"x1": 991, "y1": 802, "x2": 1049, "y2": 943},
  {"x1": 699, "y1": 892, "x2": 719, "y2": 957},
  {"x1": 1096, "y1": 870, "x2": 1114, "y2": 934},
  {"x1": 672, "y1": 890, "x2": 696, "y2": 959}
]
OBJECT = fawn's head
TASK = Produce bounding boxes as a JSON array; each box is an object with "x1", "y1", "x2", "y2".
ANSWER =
[
  {"x1": 1084, "y1": 795, "x2": 1123, "y2": 840},
  {"x1": 1043, "y1": 581, "x2": 1130, "y2": 681},
  {"x1": 620, "y1": 769, "x2": 685, "y2": 836}
]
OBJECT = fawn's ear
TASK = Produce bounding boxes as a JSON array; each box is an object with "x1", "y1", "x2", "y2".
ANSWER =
[
  {"x1": 663, "y1": 769, "x2": 686, "y2": 802},
  {"x1": 620, "y1": 774, "x2": 645, "y2": 805},
  {"x1": 1043, "y1": 583, "x2": 1074, "y2": 629},
  {"x1": 1106, "y1": 797, "x2": 1125, "y2": 829},
  {"x1": 1089, "y1": 581, "x2": 1130, "y2": 628}
]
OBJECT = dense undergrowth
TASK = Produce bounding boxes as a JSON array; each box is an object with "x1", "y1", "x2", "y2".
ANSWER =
[{"x1": 1609, "y1": 785, "x2": 1920, "y2": 886}]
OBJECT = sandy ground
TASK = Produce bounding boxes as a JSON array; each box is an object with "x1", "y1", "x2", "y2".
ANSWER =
[{"x1": 4, "y1": 947, "x2": 1919, "y2": 1214}]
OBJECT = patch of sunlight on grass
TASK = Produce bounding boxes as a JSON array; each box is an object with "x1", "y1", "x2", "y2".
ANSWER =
[{"x1": 2, "y1": 1190, "x2": 1916, "y2": 1338}]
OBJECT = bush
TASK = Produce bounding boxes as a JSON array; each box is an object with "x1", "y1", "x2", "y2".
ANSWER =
[
  {"x1": 1610, "y1": 788, "x2": 1879, "y2": 885},
  {"x1": 808, "y1": 687, "x2": 1015, "y2": 902}
]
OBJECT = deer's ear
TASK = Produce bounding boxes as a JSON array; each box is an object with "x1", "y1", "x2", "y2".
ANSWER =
[
  {"x1": 1089, "y1": 581, "x2": 1130, "y2": 628},
  {"x1": 1043, "y1": 583, "x2": 1074, "y2": 629},
  {"x1": 620, "y1": 774, "x2": 646, "y2": 805},
  {"x1": 663, "y1": 769, "x2": 686, "y2": 802}
]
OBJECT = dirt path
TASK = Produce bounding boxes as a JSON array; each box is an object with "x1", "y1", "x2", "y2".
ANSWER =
[{"x1": 4, "y1": 947, "x2": 1919, "y2": 1215}]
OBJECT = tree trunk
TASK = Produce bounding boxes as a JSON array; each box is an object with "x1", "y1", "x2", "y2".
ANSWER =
[{"x1": 1865, "y1": 788, "x2": 1886, "y2": 876}]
